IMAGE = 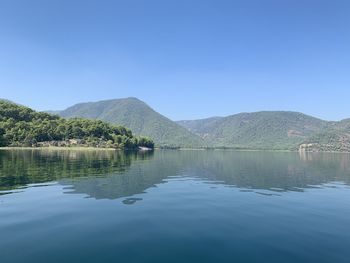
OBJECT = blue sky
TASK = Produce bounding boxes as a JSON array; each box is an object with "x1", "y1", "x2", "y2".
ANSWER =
[{"x1": 0, "y1": 0, "x2": 349, "y2": 121}]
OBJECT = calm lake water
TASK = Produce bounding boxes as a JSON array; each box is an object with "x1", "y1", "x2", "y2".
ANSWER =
[{"x1": 1, "y1": 149, "x2": 350, "y2": 263}]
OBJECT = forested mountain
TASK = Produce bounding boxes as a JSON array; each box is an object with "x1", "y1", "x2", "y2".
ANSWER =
[
  {"x1": 0, "y1": 101, "x2": 154, "y2": 149},
  {"x1": 6, "y1": 96, "x2": 348, "y2": 152},
  {"x1": 58, "y1": 97, "x2": 206, "y2": 148},
  {"x1": 178, "y1": 111, "x2": 350, "y2": 151}
]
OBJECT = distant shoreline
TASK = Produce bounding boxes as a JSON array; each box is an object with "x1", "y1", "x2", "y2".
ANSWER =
[
  {"x1": 1, "y1": 146, "x2": 348, "y2": 154},
  {"x1": 176, "y1": 148, "x2": 350, "y2": 153}
]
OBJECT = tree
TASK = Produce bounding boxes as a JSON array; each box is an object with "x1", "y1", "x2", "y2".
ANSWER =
[
  {"x1": 138, "y1": 136, "x2": 155, "y2": 148},
  {"x1": 0, "y1": 127, "x2": 7, "y2": 146}
]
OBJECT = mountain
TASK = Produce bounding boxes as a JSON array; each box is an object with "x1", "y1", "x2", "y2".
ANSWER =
[
  {"x1": 177, "y1": 111, "x2": 333, "y2": 150},
  {"x1": 58, "y1": 97, "x2": 206, "y2": 148},
  {"x1": 17, "y1": 95, "x2": 350, "y2": 151}
]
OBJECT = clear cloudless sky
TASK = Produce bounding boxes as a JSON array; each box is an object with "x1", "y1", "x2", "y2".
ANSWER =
[{"x1": 0, "y1": 0, "x2": 349, "y2": 121}]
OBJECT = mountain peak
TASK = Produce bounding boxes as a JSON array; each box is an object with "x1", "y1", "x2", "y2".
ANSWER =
[{"x1": 58, "y1": 98, "x2": 205, "y2": 147}]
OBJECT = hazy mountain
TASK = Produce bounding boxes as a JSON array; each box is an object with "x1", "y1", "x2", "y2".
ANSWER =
[
  {"x1": 177, "y1": 117, "x2": 224, "y2": 136},
  {"x1": 45, "y1": 110, "x2": 62, "y2": 115},
  {"x1": 58, "y1": 97, "x2": 206, "y2": 148},
  {"x1": 178, "y1": 111, "x2": 332, "y2": 150}
]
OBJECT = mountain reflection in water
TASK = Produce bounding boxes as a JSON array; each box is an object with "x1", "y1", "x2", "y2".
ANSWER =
[{"x1": 1, "y1": 149, "x2": 350, "y2": 203}]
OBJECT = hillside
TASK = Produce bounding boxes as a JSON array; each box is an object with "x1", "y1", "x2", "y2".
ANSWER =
[
  {"x1": 299, "y1": 118, "x2": 350, "y2": 152},
  {"x1": 0, "y1": 100, "x2": 153, "y2": 149},
  {"x1": 337, "y1": 118, "x2": 350, "y2": 130},
  {"x1": 58, "y1": 98, "x2": 206, "y2": 148},
  {"x1": 178, "y1": 111, "x2": 331, "y2": 150}
]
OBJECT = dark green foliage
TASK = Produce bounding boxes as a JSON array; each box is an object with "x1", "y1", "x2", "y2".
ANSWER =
[
  {"x1": 0, "y1": 101, "x2": 154, "y2": 149},
  {"x1": 0, "y1": 127, "x2": 6, "y2": 146},
  {"x1": 58, "y1": 97, "x2": 206, "y2": 148}
]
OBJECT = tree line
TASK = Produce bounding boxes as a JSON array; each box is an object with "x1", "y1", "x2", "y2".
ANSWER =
[{"x1": 0, "y1": 101, "x2": 154, "y2": 149}]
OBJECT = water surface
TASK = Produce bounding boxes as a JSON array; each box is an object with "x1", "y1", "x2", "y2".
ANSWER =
[{"x1": 1, "y1": 149, "x2": 350, "y2": 263}]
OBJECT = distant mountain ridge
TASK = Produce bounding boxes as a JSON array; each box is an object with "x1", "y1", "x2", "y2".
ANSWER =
[
  {"x1": 177, "y1": 111, "x2": 350, "y2": 151},
  {"x1": 44, "y1": 97, "x2": 350, "y2": 151},
  {"x1": 177, "y1": 111, "x2": 329, "y2": 149},
  {"x1": 58, "y1": 97, "x2": 206, "y2": 148}
]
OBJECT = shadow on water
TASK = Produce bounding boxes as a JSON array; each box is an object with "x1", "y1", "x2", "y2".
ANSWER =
[{"x1": 1, "y1": 149, "x2": 350, "y2": 202}]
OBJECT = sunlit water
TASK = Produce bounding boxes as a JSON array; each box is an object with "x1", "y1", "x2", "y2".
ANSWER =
[{"x1": 1, "y1": 149, "x2": 350, "y2": 263}]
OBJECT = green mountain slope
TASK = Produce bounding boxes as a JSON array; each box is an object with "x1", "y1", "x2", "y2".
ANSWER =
[
  {"x1": 59, "y1": 97, "x2": 206, "y2": 148},
  {"x1": 299, "y1": 118, "x2": 350, "y2": 152},
  {"x1": 300, "y1": 130, "x2": 350, "y2": 152},
  {"x1": 177, "y1": 111, "x2": 331, "y2": 150}
]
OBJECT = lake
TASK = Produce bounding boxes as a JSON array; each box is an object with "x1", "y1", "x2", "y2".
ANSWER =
[{"x1": 1, "y1": 149, "x2": 350, "y2": 263}]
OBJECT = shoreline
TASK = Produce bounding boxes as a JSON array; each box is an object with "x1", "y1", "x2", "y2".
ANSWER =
[{"x1": 0, "y1": 146, "x2": 349, "y2": 154}]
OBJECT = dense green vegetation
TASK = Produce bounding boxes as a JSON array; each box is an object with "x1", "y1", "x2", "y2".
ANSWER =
[
  {"x1": 0, "y1": 101, "x2": 154, "y2": 149},
  {"x1": 58, "y1": 97, "x2": 206, "y2": 148},
  {"x1": 0, "y1": 127, "x2": 6, "y2": 147}
]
